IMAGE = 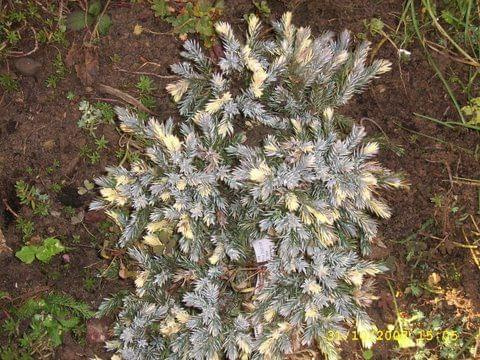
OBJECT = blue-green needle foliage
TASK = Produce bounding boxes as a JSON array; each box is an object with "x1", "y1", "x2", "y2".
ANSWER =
[{"x1": 93, "y1": 13, "x2": 404, "y2": 360}]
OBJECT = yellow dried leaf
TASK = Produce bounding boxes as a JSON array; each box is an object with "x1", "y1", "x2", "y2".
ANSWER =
[{"x1": 133, "y1": 24, "x2": 143, "y2": 35}]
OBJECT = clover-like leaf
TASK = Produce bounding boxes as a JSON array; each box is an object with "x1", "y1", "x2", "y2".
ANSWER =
[
  {"x1": 88, "y1": 0, "x2": 102, "y2": 16},
  {"x1": 36, "y1": 237, "x2": 65, "y2": 263},
  {"x1": 97, "y1": 14, "x2": 112, "y2": 36},
  {"x1": 67, "y1": 11, "x2": 94, "y2": 31},
  {"x1": 15, "y1": 245, "x2": 38, "y2": 264}
]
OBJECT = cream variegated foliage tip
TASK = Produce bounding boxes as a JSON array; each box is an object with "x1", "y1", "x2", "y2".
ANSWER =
[
  {"x1": 166, "y1": 79, "x2": 189, "y2": 103},
  {"x1": 167, "y1": 11, "x2": 391, "y2": 131}
]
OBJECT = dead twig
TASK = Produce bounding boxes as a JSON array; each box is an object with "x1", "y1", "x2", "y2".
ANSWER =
[
  {"x1": 461, "y1": 227, "x2": 480, "y2": 271},
  {"x1": 8, "y1": 285, "x2": 51, "y2": 304},
  {"x1": 115, "y1": 66, "x2": 178, "y2": 79},
  {"x1": 2, "y1": 198, "x2": 19, "y2": 218},
  {"x1": 90, "y1": 0, "x2": 112, "y2": 41},
  {"x1": 426, "y1": 40, "x2": 479, "y2": 67},
  {"x1": 7, "y1": 27, "x2": 38, "y2": 58},
  {"x1": 97, "y1": 83, "x2": 157, "y2": 115}
]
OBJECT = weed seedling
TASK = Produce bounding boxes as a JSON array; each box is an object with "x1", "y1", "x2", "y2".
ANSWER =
[
  {"x1": 150, "y1": 0, "x2": 224, "y2": 46},
  {"x1": 50, "y1": 183, "x2": 63, "y2": 193},
  {"x1": 45, "y1": 53, "x2": 67, "y2": 88},
  {"x1": 63, "y1": 205, "x2": 76, "y2": 217},
  {"x1": 78, "y1": 100, "x2": 115, "y2": 135},
  {"x1": 83, "y1": 275, "x2": 98, "y2": 293},
  {"x1": 94, "y1": 135, "x2": 109, "y2": 151},
  {"x1": 77, "y1": 179, "x2": 95, "y2": 196},
  {"x1": 15, "y1": 217, "x2": 35, "y2": 241},
  {"x1": 15, "y1": 180, "x2": 50, "y2": 216},
  {"x1": 0, "y1": 74, "x2": 19, "y2": 92},
  {"x1": 66, "y1": 90, "x2": 76, "y2": 101},
  {"x1": 136, "y1": 75, "x2": 156, "y2": 110},
  {"x1": 0, "y1": 293, "x2": 94, "y2": 357},
  {"x1": 253, "y1": 1, "x2": 271, "y2": 18}
]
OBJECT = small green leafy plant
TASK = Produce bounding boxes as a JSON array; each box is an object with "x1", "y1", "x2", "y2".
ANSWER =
[
  {"x1": 461, "y1": 97, "x2": 480, "y2": 126},
  {"x1": 16, "y1": 237, "x2": 65, "y2": 264},
  {"x1": 15, "y1": 180, "x2": 50, "y2": 216},
  {"x1": 0, "y1": 74, "x2": 19, "y2": 92},
  {"x1": 78, "y1": 100, "x2": 115, "y2": 135},
  {"x1": 151, "y1": 0, "x2": 224, "y2": 46},
  {"x1": 0, "y1": 293, "x2": 94, "y2": 357},
  {"x1": 15, "y1": 217, "x2": 35, "y2": 241},
  {"x1": 45, "y1": 53, "x2": 67, "y2": 88},
  {"x1": 136, "y1": 75, "x2": 157, "y2": 110}
]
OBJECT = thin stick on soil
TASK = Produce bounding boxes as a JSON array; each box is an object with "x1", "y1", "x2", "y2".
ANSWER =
[
  {"x1": 8, "y1": 285, "x2": 51, "y2": 304},
  {"x1": 2, "y1": 199, "x2": 19, "y2": 218},
  {"x1": 115, "y1": 66, "x2": 178, "y2": 79},
  {"x1": 90, "y1": 0, "x2": 112, "y2": 41},
  {"x1": 7, "y1": 27, "x2": 38, "y2": 58},
  {"x1": 394, "y1": 120, "x2": 474, "y2": 155}
]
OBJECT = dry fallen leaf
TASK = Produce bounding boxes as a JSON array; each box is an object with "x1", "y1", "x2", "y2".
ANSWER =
[
  {"x1": 65, "y1": 42, "x2": 81, "y2": 68},
  {"x1": 86, "y1": 319, "x2": 108, "y2": 344},
  {"x1": 75, "y1": 45, "x2": 99, "y2": 86},
  {"x1": 427, "y1": 272, "x2": 441, "y2": 287},
  {"x1": 0, "y1": 228, "x2": 12, "y2": 255},
  {"x1": 118, "y1": 261, "x2": 134, "y2": 279},
  {"x1": 84, "y1": 210, "x2": 107, "y2": 224},
  {"x1": 133, "y1": 24, "x2": 143, "y2": 35}
]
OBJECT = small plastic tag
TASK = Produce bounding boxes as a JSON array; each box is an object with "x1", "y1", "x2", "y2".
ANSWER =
[
  {"x1": 252, "y1": 238, "x2": 274, "y2": 263},
  {"x1": 252, "y1": 238, "x2": 274, "y2": 338}
]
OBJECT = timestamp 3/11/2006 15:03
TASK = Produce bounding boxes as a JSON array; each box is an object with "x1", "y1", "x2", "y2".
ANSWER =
[{"x1": 327, "y1": 329, "x2": 459, "y2": 342}]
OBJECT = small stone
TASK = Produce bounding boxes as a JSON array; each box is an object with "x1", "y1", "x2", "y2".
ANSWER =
[
  {"x1": 14, "y1": 58, "x2": 42, "y2": 76},
  {"x1": 62, "y1": 254, "x2": 71, "y2": 263}
]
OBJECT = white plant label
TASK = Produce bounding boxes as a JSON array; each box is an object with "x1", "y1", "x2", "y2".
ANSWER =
[
  {"x1": 252, "y1": 238, "x2": 274, "y2": 263},
  {"x1": 252, "y1": 238, "x2": 274, "y2": 337}
]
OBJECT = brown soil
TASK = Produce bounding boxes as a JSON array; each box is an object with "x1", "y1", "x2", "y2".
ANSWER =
[{"x1": 1, "y1": 1, "x2": 479, "y2": 359}]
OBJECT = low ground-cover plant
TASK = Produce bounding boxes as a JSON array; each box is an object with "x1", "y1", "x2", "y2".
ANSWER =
[
  {"x1": 93, "y1": 13, "x2": 404, "y2": 359},
  {"x1": 15, "y1": 180, "x2": 50, "y2": 216},
  {"x1": 0, "y1": 293, "x2": 94, "y2": 358},
  {"x1": 150, "y1": 0, "x2": 224, "y2": 46},
  {"x1": 0, "y1": 1, "x2": 68, "y2": 59}
]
